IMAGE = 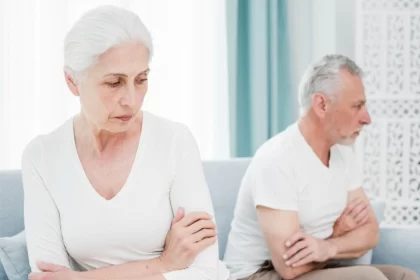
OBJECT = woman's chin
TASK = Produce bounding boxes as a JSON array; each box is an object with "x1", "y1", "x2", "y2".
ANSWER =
[{"x1": 105, "y1": 120, "x2": 134, "y2": 133}]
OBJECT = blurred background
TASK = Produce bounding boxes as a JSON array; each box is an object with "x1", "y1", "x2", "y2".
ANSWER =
[{"x1": 0, "y1": 0, "x2": 419, "y2": 226}]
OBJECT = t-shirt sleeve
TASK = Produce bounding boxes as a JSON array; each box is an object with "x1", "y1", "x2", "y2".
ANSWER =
[
  {"x1": 346, "y1": 146, "x2": 363, "y2": 191},
  {"x1": 251, "y1": 158, "x2": 298, "y2": 211}
]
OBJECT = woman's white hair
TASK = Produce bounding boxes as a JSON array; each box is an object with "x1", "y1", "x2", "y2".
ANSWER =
[
  {"x1": 63, "y1": 5, "x2": 153, "y2": 83},
  {"x1": 298, "y1": 54, "x2": 364, "y2": 116}
]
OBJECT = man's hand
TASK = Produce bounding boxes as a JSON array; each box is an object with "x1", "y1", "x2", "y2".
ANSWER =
[
  {"x1": 332, "y1": 198, "x2": 369, "y2": 237},
  {"x1": 283, "y1": 232, "x2": 337, "y2": 268}
]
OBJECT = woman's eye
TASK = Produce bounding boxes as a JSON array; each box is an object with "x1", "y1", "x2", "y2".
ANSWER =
[
  {"x1": 137, "y1": 78, "x2": 148, "y2": 84},
  {"x1": 106, "y1": 81, "x2": 121, "y2": 88}
]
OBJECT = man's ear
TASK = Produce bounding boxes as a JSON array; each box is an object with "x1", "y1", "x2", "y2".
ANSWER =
[
  {"x1": 64, "y1": 72, "x2": 80, "y2": 97},
  {"x1": 311, "y1": 93, "x2": 329, "y2": 118}
]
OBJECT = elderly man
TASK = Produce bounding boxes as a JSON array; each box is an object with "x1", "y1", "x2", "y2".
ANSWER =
[{"x1": 223, "y1": 55, "x2": 418, "y2": 280}]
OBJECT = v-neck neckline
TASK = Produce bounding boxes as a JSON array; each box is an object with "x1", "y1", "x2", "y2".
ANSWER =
[
  {"x1": 294, "y1": 123, "x2": 337, "y2": 176},
  {"x1": 68, "y1": 111, "x2": 148, "y2": 203}
]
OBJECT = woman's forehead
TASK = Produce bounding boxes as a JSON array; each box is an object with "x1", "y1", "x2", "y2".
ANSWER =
[
  {"x1": 92, "y1": 44, "x2": 149, "y2": 77},
  {"x1": 101, "y1": 69, "x2": 150, "y2": 79},
  {"x1": 99, "y1": 42, "x2": 148, "y2": 62}
]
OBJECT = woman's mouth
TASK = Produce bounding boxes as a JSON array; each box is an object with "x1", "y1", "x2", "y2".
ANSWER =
[{"x1": 115, "y1": 115, "x2": 132, "y2": 121}]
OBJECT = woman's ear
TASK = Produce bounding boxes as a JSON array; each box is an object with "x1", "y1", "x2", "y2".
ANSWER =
[{"x1": 64, "y1": 71, "x2": 80, "y2": 97}]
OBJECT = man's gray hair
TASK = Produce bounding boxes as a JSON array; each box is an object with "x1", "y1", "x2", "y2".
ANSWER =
[
  {"x1": 298, "y1": 54, "x2": 364, "y2": 116},
  {"x1": 63, "y1": 5, "x2": 153, "y2": 84}
]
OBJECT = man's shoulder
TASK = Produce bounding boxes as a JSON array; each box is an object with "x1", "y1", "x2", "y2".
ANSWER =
[
  {"x1": 256, "y1": 124, "x2": 298, "y2": 156},
  {"x1": 251, "y1": 124, "x2": 300, "y2": 171}
]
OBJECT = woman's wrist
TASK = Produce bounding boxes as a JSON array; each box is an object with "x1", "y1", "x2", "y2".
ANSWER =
[
  {"x1": 75, "y1": 271, "x2": 88, "y2": 280},
  {"x1": 157, "y1": 253, "x2": 171, "y2": 274},
  {"x1": 331, "y1": 223, "x2": 344, "y2": 238},
  {"x1": 77, "y1": 256, "x2": 170, "y2": 280}
]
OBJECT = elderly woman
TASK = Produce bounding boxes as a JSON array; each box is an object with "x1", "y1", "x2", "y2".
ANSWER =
[{"x1": 22, "y1": 5, "x2": 230, "y2": 280}]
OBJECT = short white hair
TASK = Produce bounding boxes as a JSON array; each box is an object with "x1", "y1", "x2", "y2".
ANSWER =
[
  {"x1": 63, "y1": 5, "x2": 153, "y2": 83},
  {"x1": 298, "y1": 54, "x2": 364, "y2": 116}
]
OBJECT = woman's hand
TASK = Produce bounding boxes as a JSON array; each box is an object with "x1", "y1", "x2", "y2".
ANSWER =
[
  {"x1": 29, "y1": 262, "x2": 80, "y2": 280},
  {"x1": 160, "y1": 208, "x2": 217, "y2": 271}
]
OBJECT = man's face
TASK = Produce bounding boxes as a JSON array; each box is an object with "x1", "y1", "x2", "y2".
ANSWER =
[{"x1": 324, "y1": 71, "x2": 372, "y2": 146}]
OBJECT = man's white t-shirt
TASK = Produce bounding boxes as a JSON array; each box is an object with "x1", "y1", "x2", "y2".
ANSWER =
[{"x1": 223, "y1": 123, "x2": 363, "y2": 279}]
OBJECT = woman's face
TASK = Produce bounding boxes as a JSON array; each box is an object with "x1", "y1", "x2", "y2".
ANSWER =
[{"x1": 67, "y1": 42, "x2": 150, "y2": 133}]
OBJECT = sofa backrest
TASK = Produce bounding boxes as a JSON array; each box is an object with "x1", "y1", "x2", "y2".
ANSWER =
[
  {"x1": 0, "y1": 159, "x2": 252, "y2": 260},
  {"x1": 0, "y1": 170, "x2": 24, "y2": 238},
  {"x1": 0, "y1": 170, "x2": 25, "y2": 280},
  {"x1": 202, "y1": 158, "x2": 251, "y2": 259},
  {"x1": 0, "y1": 161, "x2": 389, "y2": 265}
]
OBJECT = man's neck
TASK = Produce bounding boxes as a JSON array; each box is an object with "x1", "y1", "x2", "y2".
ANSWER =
[{"x1": 298, "y1": 113, "x2": 333, "y2": 167}]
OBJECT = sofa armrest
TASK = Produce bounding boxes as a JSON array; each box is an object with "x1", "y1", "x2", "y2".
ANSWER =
[{"x1": 372, "y1": 225, "x2": 420, "y2": 275}]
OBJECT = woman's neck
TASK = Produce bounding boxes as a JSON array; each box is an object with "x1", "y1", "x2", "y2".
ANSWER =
[{"x1": 74, "y1": 112, "x2": 142, "y2": 156}]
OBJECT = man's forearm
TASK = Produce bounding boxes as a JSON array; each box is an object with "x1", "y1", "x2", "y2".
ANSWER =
[
  {"x1": 78, "y1": 257, "x2": 166, "y2": 280},
  {"x1": 327, "y1": 223, "x2": 379, "y2": 260},
  {"x1": 284, "y1": 262, "x2": 327, "y2": 280},
  {"x1": 275, "y1": 260, "x2": 328, "y2": 280},
  {"x1": 281, "y1": 223, "x2": 378, "y2": 279}
]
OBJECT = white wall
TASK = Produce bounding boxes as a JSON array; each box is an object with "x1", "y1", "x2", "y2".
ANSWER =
[
  {"x1": 287, "y1": 0, "x2": 313, "y2": 116},
  {"x1": 287, "y1": 0, "x2": 357, "y2": 117},
  {"x1": 335, "y1": 0, "x2": 357, "y2": 60}
]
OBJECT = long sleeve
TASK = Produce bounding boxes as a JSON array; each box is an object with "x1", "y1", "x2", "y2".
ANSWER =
[
  {"x1": 163, "y1": 126, "x2": 229, "y2": 280},
  {"x1": 21, "y1": 137, "x2": 71, "y2": 272}
]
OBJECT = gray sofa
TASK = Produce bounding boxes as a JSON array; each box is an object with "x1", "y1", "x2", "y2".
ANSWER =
[{"x1": 1, "y1": 158, "x2": 420, "y2": 280}]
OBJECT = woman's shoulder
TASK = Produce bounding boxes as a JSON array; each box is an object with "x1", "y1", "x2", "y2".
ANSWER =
[
  {"x1": 142, "y1": 111, "x2": 198, "y2": 158},
  {"x1": 143, "y1": 110, "x2": 193, "y2": 139},
  {"x1": 22, "y1": 117, "x2": 74, "y2": 163}
]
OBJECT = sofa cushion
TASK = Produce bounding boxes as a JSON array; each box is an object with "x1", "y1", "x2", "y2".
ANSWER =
[
  {"x1": 372, "y1": 226, "x2": 420, "y2": 276},
  {"x1": 0, "y1": 231, "x2": 30, "y2": 280},
  {"x1": 0, "y1": 265, "x2": 7, "y2": 280},
  {"x1": 203, "y1": 158, "x2": 251, "y2": 259},
  {"x1": 0, "y1": 170, "x2": 24, "y2": 238},
  {"x1": 0, "y1": 170, "x2": 25, "y2": 280}
]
